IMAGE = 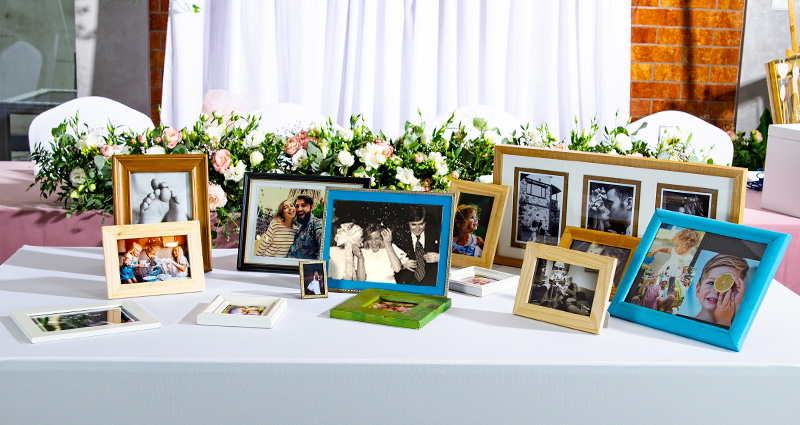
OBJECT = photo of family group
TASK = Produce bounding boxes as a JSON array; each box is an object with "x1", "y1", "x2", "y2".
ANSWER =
[
  {"x1": 583, "y1": 176, "x2": 640, "y2": 237},
  {"x1": 328, "y1": 200, "x2": 444, "y2": 287},
  {"x1": 117, "y1": 236, "x2": 191, "y2": 284},
  {"x1": 625, "y1": 225, "x2": 765, "y2": 329},
  {"x1": 513, "y1": 168, "x2": 567, "y2": 248},
  {"x1": 656, "y1": 184, "x2": 717, "y2": 219},
  {"x1": 452, "y1": 193, "x2": 494, "y2": 258},
  {"x1": 32, "y1": 307, "x2": 135, "y2": 332},
  {"x1": 528, "y1": 259, "x2": 597, "y2": 316}
]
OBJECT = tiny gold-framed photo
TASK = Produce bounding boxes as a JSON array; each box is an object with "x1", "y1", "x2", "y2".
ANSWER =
[
  {"x1": 513, "y1": 243, "x2": 616, "y2": 334},
  {"x1": 299, "y1": 260, "x2": 328, "y2": 299},
  {"x1": 196, "y1": 295, "x2": 287, "y2": 328},
  {"x1": 102, "y1": 220, "x2": 205, "y2": 299},
  {"x1": 449, "y1": 179, "x2": 509, "y2": 269}
]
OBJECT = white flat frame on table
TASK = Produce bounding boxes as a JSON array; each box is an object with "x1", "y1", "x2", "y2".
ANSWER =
[
  {"x1": 448, "y1": 266, "x2": 519, "y2": 297},
  {"x1": 196, "y1": 294, "x2": 287, "y2": 328},
  {"x1": 1, "y1": 246, "x2": 798, "y2": 425}
]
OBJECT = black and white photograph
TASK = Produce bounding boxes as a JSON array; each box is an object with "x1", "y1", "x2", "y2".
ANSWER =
[
  {"x1": 583, "y1": 176, "x2": 640, "y2": 237},
  {"x1": 528, "y1": 259, "x2": 597, "y2": 316},
  {"x1": 129, "y1": 172, "x2": 193, "y2": 224},
  {"x1": 656, "y1": 184, "x2": 717, "y2": 219},
  {"x1": 512, "y1": 168, "x2": 567, "y2": 248},
  {"x1": 569, "y1": 240, "x2": 632, "y2": 289}
]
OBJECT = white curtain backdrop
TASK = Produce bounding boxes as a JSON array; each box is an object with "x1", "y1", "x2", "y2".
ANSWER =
[{"x1": 162, "y1": 0, "x2": 630, "y2": 140}]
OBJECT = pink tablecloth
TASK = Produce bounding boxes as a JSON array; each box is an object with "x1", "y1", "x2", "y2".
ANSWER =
[{"x1": 0, "y1": 162, "x2": 236, "y2": 265}]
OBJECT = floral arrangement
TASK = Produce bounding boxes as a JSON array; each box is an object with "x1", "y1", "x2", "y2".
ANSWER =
[
  {"x1": 730, "y1": 109, "x2": 771, "y2": 171},
  {"x1": 29, "y1": 109, "x2": 727, "y2": 242}
]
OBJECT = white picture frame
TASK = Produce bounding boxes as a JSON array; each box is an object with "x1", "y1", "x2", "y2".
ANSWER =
[
  {"x1": 448, "y1": 266, "x2": 519, "y2": 297},
  {"x1": 196, "y1": 295, "x2": 287, "y2": 329},
  {"x1": 10, "y1": 301, "x2": 160, "y2": 343}
]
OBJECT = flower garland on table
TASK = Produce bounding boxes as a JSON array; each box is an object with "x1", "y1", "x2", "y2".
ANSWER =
[{"x1": 29, "y1": 110, "x2": 725, "y2": 242}]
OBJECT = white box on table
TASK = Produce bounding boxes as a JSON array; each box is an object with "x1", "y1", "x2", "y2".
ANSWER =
[{"x1": 763, "y1": 124, "x2": 800, "y2": 218}]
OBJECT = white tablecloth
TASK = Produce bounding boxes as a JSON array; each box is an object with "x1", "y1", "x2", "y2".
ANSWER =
[{"x1": 1, "y1": 246, "x2": 798, "y2": 424}]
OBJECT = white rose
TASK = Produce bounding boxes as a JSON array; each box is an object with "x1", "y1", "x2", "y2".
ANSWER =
[
  {"x1": 189, "y1": 149, "x2": 204, "y2": 155},
  {"x1": 587, "y1": 135, "x2": 597, "y2": 147},
  {"x1": 145, "y1": 146, "x2": 166, "y2": 155},
  {"x1": 76, "y1": 133, "x2": 102, "y2": 150},
  {"x1": 337, "y1": 150, "x2": 355, "y2": 168},
  {"x1": 530, "y1": 131, "x2": 543, "y2": 145},
  {"x1": 310, "y1": 119, "x2": 323, "y2": 134},
  {"x1": 69, "y1": 168, "x2": 87, "y2": 186},
  {"x1": 208, "y1": 183, "x2": 227, "y2": 210},
  {"x1": 355, "y1": 144, "x2": 387, "y2": 170},
  {"x1": 250, "y1": 151, "x2": 264, "y2": 165},
  {"x1": 485, "y1": 132, "x2": 500, "y2": 145},
  {"x1": 338, "y1": 129, "x2": 354, "y2": 141},
  {"x1": 420, "y1": 131, "x2": 430, "y2": 145},
  {"x1": 244, "y1": 130, "x2": 266, "y2": 149},
  {"x1": 117, "y1": 145, "x2": 131, "y2": 155},
  {"x1": 292, "y1": 148, "x2": 308, "y2": 167},
  {"x1": 427, "y1": 151, "x2": 449, "y2": 176},
  {"x1": 224, "y1": 161, "x2": 246, "y2": 182},
  {"x1": 205, "y1": 123, "x2": 226, "y2": 144},
  {"x1": 396, "y1": 167, "x2": 420, "y2": 187},
  {"x1": 477, "y1": 174, "x2": 493, "y2": 183},
  {"x1": 616, "y1": 133, "x2": 633, "y2": 152}
]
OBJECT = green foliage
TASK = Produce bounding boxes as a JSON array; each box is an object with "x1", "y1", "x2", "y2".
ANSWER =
[{"x1": 732, "y1": 109, "x2": 771, "y2": 171}]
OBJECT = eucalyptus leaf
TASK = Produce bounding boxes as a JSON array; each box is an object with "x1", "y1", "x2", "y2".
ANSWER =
[{"x1": 93, "y1": 155, "x2": 106, "y2": 171}]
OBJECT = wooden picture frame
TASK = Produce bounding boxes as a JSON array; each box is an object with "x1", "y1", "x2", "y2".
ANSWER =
[
  {"x1": 196, "y1": 295, "x2": 287, "y2": 328},
  {"x1": 765, "y1": 54, "x2": 800, "y2": 125},
  {"x1": 237, "y1": 173, "x2": 370, "y2": 273},
  {"x1": 559, "y1": 226, "x2": 640, "y2": 301},
  {"x1": 449, "y1": 179, "x2": 509, "y2": 268},
  {"x1": 581, "y1": 175, "x2": 641, "y2": 237},
  {"x1": 322, "y1": 188, "x2": 456, "y2": 296},
  {"x1": 448, "y1": 266, "x2": 519, "y2": 297},
  {"x1": 112, "y1": 154, "x2": 212, "y2": 271},
  {"x1": 608, "y1": 209, "x2": 791, "y2": 351},
  {"x1": 299, "y1": 260, "x2": 328, "y2": 299},
  {"x1": 513, "y1": 243, "x2": 616, "y2": 334},
  {"x1": 10, "y1": 301, "x2": 160, "y2": 343},
  {"x1": 655, "y1": 183, "x2": 718, "y2": 219},
  {"x1": 102, "y1": 221, "x2": 206, "y2": 299},
  {"x1": 330, "y1": 288, "x2": 452, "y2": 329},
  {"x1": 494, "y1": 145, "x2": 747, "y2": 267}
]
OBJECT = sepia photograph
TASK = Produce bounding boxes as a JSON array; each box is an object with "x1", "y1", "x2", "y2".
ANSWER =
[
  {"x1": 512, "y1": 168, "x2": 567, "y2": 248},
  {"x1": 583, "y1": 176, "x2": 641, "y2": 237}
]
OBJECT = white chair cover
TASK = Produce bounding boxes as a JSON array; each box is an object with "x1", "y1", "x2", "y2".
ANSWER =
[{"x1": 248, "y1": 103, "x2": 336, "y2": 137}]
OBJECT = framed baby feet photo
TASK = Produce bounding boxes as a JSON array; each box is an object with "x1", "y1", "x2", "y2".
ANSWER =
[{"x1": 112, "y1": 154, "x2": 212, "y2": 271}]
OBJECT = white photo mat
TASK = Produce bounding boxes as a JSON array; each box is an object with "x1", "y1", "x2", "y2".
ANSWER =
[{"x1": 196, "y1": 295, "x2": 287, "y2": 328}]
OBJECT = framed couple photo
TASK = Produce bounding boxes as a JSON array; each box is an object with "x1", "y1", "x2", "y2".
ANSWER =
[{"x1": 237, "y1": 173, "x2": 370, "y2": 273}]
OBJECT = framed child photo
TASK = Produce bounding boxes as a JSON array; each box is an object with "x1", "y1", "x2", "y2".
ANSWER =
[
  {"x1": 330, "y1": 288, "x2": 452, "y2": 329},
  {"x1": 558, "y1": 226, "x2": 640, "y2": 301},
  {"x1": 608, "y1": 209, "x2": 791, "y2": 351},
  {"x1": 449, "y1": 179, "x2": 509, "y2": 268},
  {"x1": 299, "y1": 260, "x2": 328, "y2": 299},
  {"x1": 237, "y1": 173, "x2": 370, "y2": 273},
  {"x1": 323, "y1": 188, "x2": 456, "y2": 297},
  {"x1": 513, "y1": 243, "x2": 616, "y2": 334},
  {"x1": 102, "y1": 221, "x2": 205, "y2": 299},
  {"x1": 112, "y1": 154, "x2": 212, "y2": 271},
  {"x1": 196, "y1": 295, "x2": 287, "y2": 329}
]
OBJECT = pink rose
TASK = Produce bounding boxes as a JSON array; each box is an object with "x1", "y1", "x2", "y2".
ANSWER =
[
  {"x1": 553, "y1": 143, "x2": 569, "y2": 151},
  {"x1": 629, "y1": 152, "x2": 644, "y2": 157},
  {"x1": 451, "y1": 170, "x2": 460, "y2": 180},
  {"x1": 375, "y1": 139, "x2": 393, "y2": 157},
  {"x1": 208, "y1": 183, "x2": 227, "y2": 210},
  {"x1": 138, "y1": 135, "x2": 146, "y2": 143},
  {"x1": 285, "y1": 139, "x2": 301, "y2": 155},
  {"x1": 101, "y1": 145, "x2": 116, "y2": 159},
  {"x1": 154, "y1": 137, "x2": 162, "y2": 143},
  {"x1": 415, "y1": 153, "x2": 424, "y2": 163},
  {"x1": 162, "y1": 128, "x2": 182, "y2": 149},
  {"x1": 212, "y1": 149, "x2": 232, "y2": 173},
  {"x1": 421, "y1": 179, "x2": 431, "y2": 192},
  {"x1": 726, "y1": 130, "x2": 736, "y2": 141}
]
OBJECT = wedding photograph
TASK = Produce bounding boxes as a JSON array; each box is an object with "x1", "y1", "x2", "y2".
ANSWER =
[
  {"x1": 583, "y1": 177, "x2": 641, "y2": 237},
  {"x1": 129, "y1": 171, "x2": 193, "y2": 224},
  {"x1": 513, "y1": 168, "x2": 567, "y2": 248},
  {"x1": 300, "y1": 260, "x2": 327, "y2": 298},
  {"x1": 528, "y1": 259, "x2": 597, "y2": 317}
]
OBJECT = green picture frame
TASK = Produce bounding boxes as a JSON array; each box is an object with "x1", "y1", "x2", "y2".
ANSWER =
[{"x1": 330, "y1": 288, "x2": 451, "y2": 329}]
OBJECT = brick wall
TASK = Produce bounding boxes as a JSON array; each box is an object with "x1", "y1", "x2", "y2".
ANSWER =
[{"x1": 147, "y1": 1, "x2": 746, "y2": 130}]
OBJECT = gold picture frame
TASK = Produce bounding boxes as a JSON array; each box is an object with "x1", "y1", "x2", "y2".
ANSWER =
[
  {"x1": 494, "y1": 145, "x2": 747, "y2": 267},
  {"x1": 299, "y1": 260, "x2": 328, "y2": 299},
  {"x1": 448, "y1": 179, "x2": 509, "y2": 268},
  {"x1": 112, "y1": 154, "x2": 212, "y2": 271},
  {"x1": 558, "y1": 226, "x2": 640, "y2": 301},
  {"x1": 102, "y1": 221, "x2": 206, "y2": 299},
  {"x1": 513, "y1": 243, "x2": 616, "y2": 334}
]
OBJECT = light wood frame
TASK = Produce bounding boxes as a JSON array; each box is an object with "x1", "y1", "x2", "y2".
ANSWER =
[
  {"x1": 513, "y1": 243, "x2": 616, "y2": 334},
  {"x1": 10, "y1": 301, "x2": 160, "y2": 343},
  {"x1": 102, "y1": 221, "x2": 206, "y2": 299},
  {"x1": 559, "y1": 226, "x2": 640, "y2": 301},
  {"x1": 494, "y1": 145, "x2": 747, "y2": 267},
  {"x1": 449, "y1": 180, "x2": 509, "y2": 268},
  {"x1": 196, "y1": 295, "x2": 287, "y2": 328},
  {"x1": 655, "y1": 183, "x2": 718, "y2": 219},
  {"x1": 112, "y1": 154, "x2": 212, "y2": 272},
  {"x1": 299, "y1": 260, "x2": 329, "y2": 299},
  {"x1": 581, "y1": 175, "x2": 641, "y2": 237}
]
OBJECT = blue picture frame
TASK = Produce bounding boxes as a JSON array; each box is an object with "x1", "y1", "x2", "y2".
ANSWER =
[
  {"x1": 608, "y1": 209, "x2": 790, "y2": 351},
  {"x1": 323, "y1": 188, "x2": 455, "y2": 296}
]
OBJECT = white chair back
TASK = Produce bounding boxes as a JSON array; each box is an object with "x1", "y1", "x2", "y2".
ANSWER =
[
  {"x1": 627, "y1": 110, "x2": 733, "y2": 166},
  {"x1": 427, "y1": 105, "x2": 526, "y2": 140},
  {"x1": 0, "y1": 41, "x2": 42, "y2": 100}
]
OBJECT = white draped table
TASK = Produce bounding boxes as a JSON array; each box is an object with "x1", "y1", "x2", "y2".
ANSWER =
[{"x1": 1, "y1": 246, "x2": 798, "y2": 424}]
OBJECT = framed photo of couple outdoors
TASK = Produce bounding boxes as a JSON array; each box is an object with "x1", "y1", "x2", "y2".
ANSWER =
[
  {"x1": 237, "y1": 173, "x2": 370, "y2": 273},
  {"x1": 493, "y1": 145, "x2": 747, "y2": 267},
  {"x1": 322, "y1": 188, "x2": 456, "y2": 296},
  {"x1": 112, "y1": 154, "x2": 212, "y2": 272}
]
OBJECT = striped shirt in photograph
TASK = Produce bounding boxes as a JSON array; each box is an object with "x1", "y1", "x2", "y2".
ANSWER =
[{"x1": 255, "y1": 220, "x2": 298, "y2": 257}]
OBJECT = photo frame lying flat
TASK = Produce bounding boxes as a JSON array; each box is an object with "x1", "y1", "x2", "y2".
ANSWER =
[
  {"x1": 237, "y1": 173, "x2": 370, "y2": 273},
  {"x1": 299, "y1": 260, "x2": 328, "y2": 299},
  {"x1": 449, "y1": 179, "x2": 509, "y2": 268},
  {"x1": 330, "y1": 288, "x2": 452, "y2": 329},
  {"x1": 608, "y1": 209, "x2": 791, "y2": 351},
  {"x1": 494, "y1": 145, "x2": 747, "y2": 267},
  {"x1": 449, "y1": 266, "x2": 519, "y2": 297},
  {"x1": 102, "y1": 221, "x2": 205, "y2": 299},
  {"x1": 196, "y1": 295, "x2": 287, "y2": 328},
  {"x1": 559, "y1": 226, "x2": 640, "y2": 301},
  {"x1": 323, "y1": 188, "x2": 456, "y2": 296},
  {"x1": 112, "y1": 154, "x2": 212, "y2": 271},
  {"x1": 513, "y1": 243, "x2": 616, "y2": 334},
  {"x1": 10, "y1": 300, "x2": 160, "y2": 343}
]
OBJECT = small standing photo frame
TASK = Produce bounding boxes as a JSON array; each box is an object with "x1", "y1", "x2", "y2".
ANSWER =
[
  {"x1": 112, "y1": 154, "x2": 212, "y2": 271},
  {"x1": 102, "y1": 221, "x2": 206, "y2": 299},
  {"x1": 449, "y1": 179, "x2": 509, "y2": 268},
  {"x1": 10, "y1": 301, "x2": 160, "y2": 343},
  {"x1": 449, "y1": 266, "x2": 519, "y2": 297},
  {"x1": 559, "y1": 226, "x2": 640, "y2": 301},
  {"x1": 196, "y1": 295, "x2": 287, "y2": 328},
  {"x1": 299, "y1": 260, "x2": 328, "y2": 299},
  {"x1": 330, "y1": 288, "x2": 452, "y2": 329},
  {"x1": 608, "y1": 209, "x2": 791, "y2": 351},
  {"x1": 513, "y1": 243, "x2": 616, "y2": 334}
]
